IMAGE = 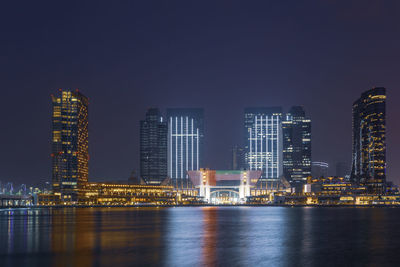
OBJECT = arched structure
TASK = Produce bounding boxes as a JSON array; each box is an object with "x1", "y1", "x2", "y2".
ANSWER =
[{"x1": 188, "y1": 169, "x2": 262, "y2": 204}]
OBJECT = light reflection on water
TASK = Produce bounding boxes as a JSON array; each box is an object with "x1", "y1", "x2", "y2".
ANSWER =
[{"x1": 0, "y1": 207, "x2": 400, "y2": 266}]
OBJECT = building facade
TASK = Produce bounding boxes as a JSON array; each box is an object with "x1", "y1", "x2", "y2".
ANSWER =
[
  {"x1": 51, "y1": 89, "x2": 89, "y2": 202},
  {"x1": 351, "y1": 87, "x2": 386, "y2": 190},
  {"x1": 282, "y1": 106, "x2": 311, "y2": 185},
  {"x1": 140, "y1": 108, "x2": 168, "y2": 185},
  {"x1": 244, "y1": 107, "x2": 283, "y2": 185},
  {"x1": 188, "y1": 169, "x2": 262, "y2": 204},
  {"x1": 167, "y1": 108, "x2": 204, "y2": 187}
]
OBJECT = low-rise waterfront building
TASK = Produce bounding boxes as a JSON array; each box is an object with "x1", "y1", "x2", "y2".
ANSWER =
[
  {"x1": 0, "y1": 194, "x2": 34, "y2": 207},
  {"x1": 188, "y1": 169, "x2": 262, "y2": 204},
  {"x1": 303, "y1": 176, "x2": 353, "y2": 195},
  {"x1": 82, "y1": 182, "x2": 176, "y2": 205},
  {"x1": 37, "y1": 193, "x2": 61, "y2": 205},
  {"x1": 38, "y1": 182, "x2": 176, "y2": 206}
]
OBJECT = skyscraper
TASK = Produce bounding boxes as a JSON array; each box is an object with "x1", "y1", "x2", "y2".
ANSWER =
[
  {"x1": 351, "y1": 87, "x2": 386, "y2": 191},
  {"x1": 51, "y1": 89, "x2": 89, "y2": 202},
  {"x1": 167, "y1": 108, "x2": 204, "y2": 187},
  {"x1": 140, "y1": 108, "x2": 168, "y2": 185},
  {"x1": 244, "y1": 107, "x2": 283, "y2": 185},
  {"x1": 282, "y1": 106, "x2": 311, "y2": 185}
]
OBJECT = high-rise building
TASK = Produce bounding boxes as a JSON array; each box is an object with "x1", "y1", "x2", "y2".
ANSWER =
[
  {"x1": 167, "y1": 108, "x2": 204, "y2": 187},
  {"x1": 282, "y1": 106, "x2": 311, "y2": 185},
  {"x1": 244, "y1": 107, "x2": 283, "y2": 185},
  {"x1": 351, "y1": 87, "x2": 386, "y2": 191},
  {"x1": 311, "y1": 162, "x2": 329, "y2": 178},
  {"x1": 231, "y1": 145, "x2": 246, "y2": 170},
  {"x1": 51, "y1": 89, "x2": 89, "y2": 202},
  {"x1": 140, "y1": 108, "x2": 168, "y2": 185}
]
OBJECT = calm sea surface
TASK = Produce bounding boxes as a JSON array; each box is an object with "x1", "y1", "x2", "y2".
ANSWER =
[{"x1": 1, "y1": 207, "x2": 400, "y2": 267}]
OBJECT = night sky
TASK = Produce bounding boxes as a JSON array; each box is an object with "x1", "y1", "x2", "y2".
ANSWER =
[{"x1": 1, "y1": 1, "x2": 400, "y2": 186}]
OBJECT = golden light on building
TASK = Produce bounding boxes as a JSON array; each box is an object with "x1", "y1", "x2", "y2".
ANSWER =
[
  {"x1": 351, "y1": 87, "x2": 386, "y2": 193},
  {"x1": 51, "y1": 89, "x2": 89, "y2": 203}
]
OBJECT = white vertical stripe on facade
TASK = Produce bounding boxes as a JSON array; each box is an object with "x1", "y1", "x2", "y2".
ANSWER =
[
  {"x1": 186, "y1": 117, "x2": 188, "y2": 178},
  {"x1": 260, "y1": 115, "x2": 263, "y2": 172},
  {"x1": 196, "y1": 128, "x2": 199, "y2": 170},
  {"x1": 249, "y1": 128, "x2": 252, "y2": 170},
  {"x1": 175, "y1": 117, "x2": 178, "y2": 179},
  {"x1": 276, "y1": 114, "x2": 279, "y2": 178},
  {"x1": 180, "y1": 117, "x2": 183, "y2": 179},
  {"x1": 169, "y1": 117, "x2": 172, "y2": 178},
  {"x1": 255, "y1": 115, "x2": 258, "y2": 170},
  {"x1": 191, "y1": 119, "x2": 194, "y2": 171}
]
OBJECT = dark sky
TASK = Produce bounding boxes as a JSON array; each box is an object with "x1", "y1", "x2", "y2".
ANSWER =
[{"x1": 1, "y1": 0, "x2": 400, "y2": 186}]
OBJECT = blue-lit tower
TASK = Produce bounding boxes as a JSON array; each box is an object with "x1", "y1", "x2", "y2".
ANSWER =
[
  {"x1": 167, "y1": 108, "x2": 204, "y2": 188},
  {"x1": 244, "y1": 107, "x2": 283, "y2": 187}
]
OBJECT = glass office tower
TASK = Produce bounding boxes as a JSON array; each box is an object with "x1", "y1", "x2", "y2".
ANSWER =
[
  {"x1": 140, "y1": 108, "x2": 168, "y2": 185},
  {"x1": 167, "y1": 108, "x2": 204, "y2": 187},
  {"x1": 282, "y1": 106, "x2": 311, "y2": 185},
  {"x1": 51, "y1": 89, "x2": 89, "y2": 203},
  {"x1": 244, "y1": 107, "x2": 283, "y2": 185},
  {"x1": 351, "y1": 87, "x2": 386, "y2": 192}
]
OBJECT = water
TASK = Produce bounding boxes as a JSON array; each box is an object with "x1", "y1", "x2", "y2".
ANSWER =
[{"x1": 1, "y1": 207, "x2": 400, "y2": 267}]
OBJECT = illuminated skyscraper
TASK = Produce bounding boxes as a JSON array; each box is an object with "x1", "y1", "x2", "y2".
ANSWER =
[
  {"x1": 51, "y1": 89, "x2": 89, "y2": 202},
  {"x1": 167, "y1": 108, "x2": 204, "y2": 187},
  {"x1": 282, "y1": 106, "x2": 311, "y2": 185},
  {"x1": 351, "y1": 87, "x2": 386, "y2": 191},
  {"x1": 244, "y1": 107, "x2": 283, "y2": 185},
  {"x1": 140, "y1": 108, "x2": 167, "y2": 185}
]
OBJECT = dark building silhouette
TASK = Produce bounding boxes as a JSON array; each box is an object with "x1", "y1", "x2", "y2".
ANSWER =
[
  {"x1": 231, "y1": 145, "x2": 246, "y2": 170},
  {"x1": 167, "y1": 108, "x2": 204, "y2": 187},
  {"x1": 51, "y1": 89, "x2": 89, "y2": 202},
  {"x1": 282, "y1": 106, "x2": 311, "y2": 185},
  {"x1": 140, "y1": 108, "x2": 168, "y2": 185},
  {"x1": 351, "y1": 87, "x2": 386, "y2": 191}
]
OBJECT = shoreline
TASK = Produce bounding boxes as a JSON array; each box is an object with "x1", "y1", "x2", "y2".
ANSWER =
[{"x1": 2, "y1": 204, "x2": 400, "y2": 209}]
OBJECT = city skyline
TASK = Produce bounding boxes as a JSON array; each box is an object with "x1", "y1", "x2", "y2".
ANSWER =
[
  {"x1": 0, "y1": 87, "x2": 394, "y2": 205},
  {"x1": 50, "y1": 87, "x2": 387, "y2": 191},
  {"x1": 1, "y1": 1, "x2": 400, "y2": 186},
  {"x1": 2, "y1": 2, "x2": 400, "y2": 266},
  {"x1": 0, "y1": 86, "x2": 394, "y2": 187}
]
